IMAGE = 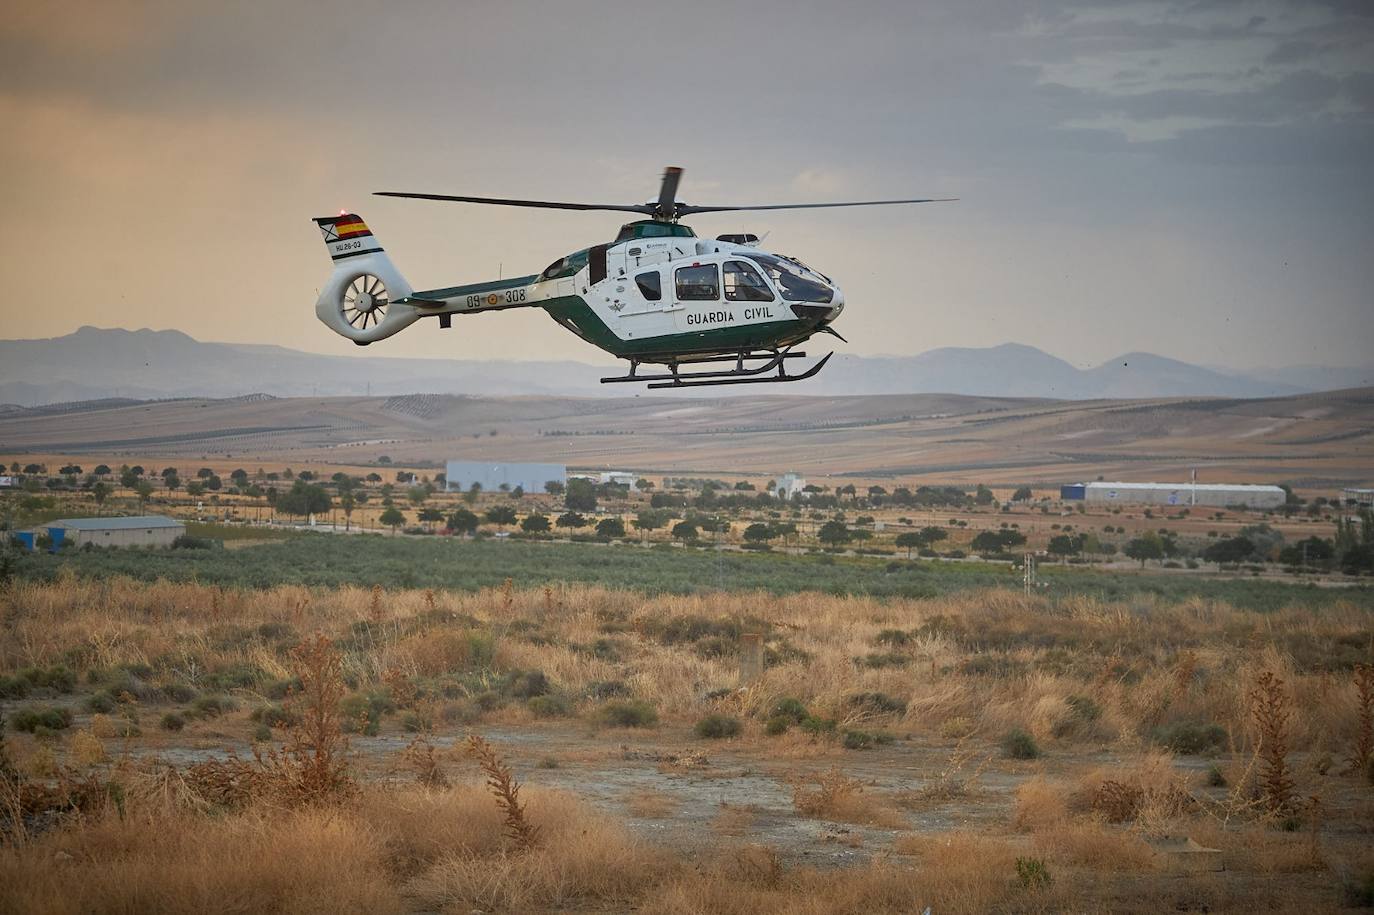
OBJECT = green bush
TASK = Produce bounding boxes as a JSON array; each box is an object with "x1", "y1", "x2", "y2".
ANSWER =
[
  {"x1": 189, "y1": 695, "x2": 234, "y2": 719},
  {"x1": 11, "y1": 707, "x2": 72, "y2": 733},
  {"x1": 1151, "y1": 720, "x2": 1227, "y2": 755},
  {"x1": 764, "y1": 715, "x2": 792, "y2": 736},
  {"x1": 1002, "y1": 728, "x2": 1040, "y2": 759},
  {"x1": 18, "y1": 665, "x2": 76, "y2": 693},
  {"x1": 694, "y1": 714, "x2": 742, "y2": 739},
  {"x1": 507, "y1": 669, "x2": 551, "y2": 699},
  {"x1": 160, "y1": 712, "x2": 186, "y2": 732},
  {"x1": 161, "y1": 682, "x2": 199, "y2": 703},
  {"x1": 265, "y1": 677, "x2": 303, "y2": 700},
  {"x1": 770, "y1": 697, "x2": 809, "y2": 723},
  {"x1": 250, "y1": 703, "x2": 298, "y2": 729},
  {"x1": 84, "y1": 691, "x2": 117, "y2": 714},
  {"x1": 528, "y1": 694, "x2": 573, "y2": 718},
  {"x1": 600, "y1": 700, "x2": 658, "y2": 728},
  {"x1": 0, "y1": 676, "x2": 28, "y2": 700},
  {"x1": 1065, "y1": 694, "x2": 1102, "y2": 722},
  {"x1": 1205, "y1": 764, "x2": 1227, "y2": 787},
  {"x1": 588, "y1": 680, "x2": 631, "y2": 699},
  {"x1": 842, "y1": 729, "x2": 894, "y2": 750},
  {"x1": 846, "y1": 692, "x2": 907, "y2": 715},
  {"x1": 799, "y1": 715, "x2": 837, "y2": 736},
  {"x1": 1016, "y1": 856, "x2": 1053, "y2": 889}
]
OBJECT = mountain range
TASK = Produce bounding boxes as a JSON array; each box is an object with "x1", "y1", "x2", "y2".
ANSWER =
[{"x1": 1, "y1": 326, "x2": 1369, "y2": 406}]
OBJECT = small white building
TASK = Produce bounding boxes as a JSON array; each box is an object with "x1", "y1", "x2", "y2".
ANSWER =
[
  {"x1": 599, "y1": 471, "x2": 638, "y2": 489},
  {"x1": 777, "y1": 472, "x2": 808, "y2": 500},
  {"x1": 1343, "y1": 488, "x2": 1374, "y2": 508}
]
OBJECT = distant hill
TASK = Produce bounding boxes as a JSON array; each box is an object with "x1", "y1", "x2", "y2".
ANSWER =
[{"x1": 0, "y1": 326, "x2": 1367, "y2": 406}]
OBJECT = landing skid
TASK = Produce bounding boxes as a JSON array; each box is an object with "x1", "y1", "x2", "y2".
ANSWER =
[{"x1": 600, "y1": 347, "x2": 833, "y2": 389}]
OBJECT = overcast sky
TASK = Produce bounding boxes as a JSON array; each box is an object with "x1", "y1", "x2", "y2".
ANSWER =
[{"x1": 1, "y1": 0, "x2": 1371, "y2": 370}]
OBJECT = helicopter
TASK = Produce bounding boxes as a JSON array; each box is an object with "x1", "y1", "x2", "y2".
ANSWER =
[{"x1": 312, "y1": 167, "x2": 950, "y2": 388}]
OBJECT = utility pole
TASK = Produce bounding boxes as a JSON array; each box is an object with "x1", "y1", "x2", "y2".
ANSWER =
[{"x1": 1023, "y1": 553, "x2": 1036, "y2": 596}]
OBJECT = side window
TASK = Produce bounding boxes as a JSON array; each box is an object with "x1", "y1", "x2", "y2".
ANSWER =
[
  {"x1": 635, "y1": 271, "x2": 661, "y2": 301},
  {"x1": 724, "y1": 260, "x2": 774, "y2": 302},
  {"x1": 675, "y1": 264, "x2": 719, "y2": 301}
]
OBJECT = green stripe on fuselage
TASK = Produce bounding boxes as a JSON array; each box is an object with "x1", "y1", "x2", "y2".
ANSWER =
[{"x1": 540, "y1": 295, "x2": 819, "y2": 360}]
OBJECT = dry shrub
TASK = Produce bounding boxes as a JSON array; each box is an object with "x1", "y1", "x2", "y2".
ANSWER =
[
  {"x1": 1034, "y1": 820, "x2": 1158, "y2": 871},
  {"x1": 790, "y1": 767, "x2": 907, "y2": 828},
  {"x1": 625, "y1": 788, "x2": 680, "y2": 819},
  {"x1": 67, "y1": 729, "x2": 106, "y2": 768},
  {"x1": 1250, "y1": 670, "x2": 1295, "y2": 813},
  {"x1": 711, "y1": 802, "x2": 758, "y2": 836},
  {"x1": 405, "y1": 790, "x2": 669, "y2": 913},
  {"x1": 467, "y1": 734, "x2": 538, "y2": 849},
  {"x1": 1353, "y1": 663, "x2": 1373, "y2": 772},
  {"x1": 1013, "y1": 776, "x2": 1068, "y2": 832},
  {"x1": 401, "y1": 736, "x2": 447, "y2": 788},
  {"x1": 0, "y1": 806, "x2": 402, "y2": 914},
  {"x1": 1070, "y1": 751, "x2": 1194, "y2": 831}
]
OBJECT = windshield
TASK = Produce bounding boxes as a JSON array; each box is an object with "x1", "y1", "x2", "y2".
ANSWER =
[{"x1": 745, "y1": 253, "x2": 834, "y2": 303}]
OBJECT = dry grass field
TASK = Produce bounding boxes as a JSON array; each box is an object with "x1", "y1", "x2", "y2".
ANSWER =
[
  {"x1": 2, "y1": 385, "x2": 1371, "y2": 486},
  {"x1": 3, "y1": 577, "x2": 1373, "y2": 912}
]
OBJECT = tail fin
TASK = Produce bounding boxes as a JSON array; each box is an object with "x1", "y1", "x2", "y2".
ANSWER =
[{"x1": 313, "y1": 214, "x2": 419, "y2": 345}]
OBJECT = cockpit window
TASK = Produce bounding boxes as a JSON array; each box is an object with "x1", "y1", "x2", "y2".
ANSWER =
[
  {"x1": 723, "y1": 260, "x2": 774, "y2": 302},
  {"x1": 635, "y1": 271, "x2": 661, "y2": 301},
  {"x1": 674, "y1": 264, "x2": 718, "y2": 300},
  {"x1": 743, "y1": 253, "x2": 834, "y2": 303}
]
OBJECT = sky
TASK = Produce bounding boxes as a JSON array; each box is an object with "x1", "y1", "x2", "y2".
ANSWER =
[{"x1": 1, "y1": 0, "x2": 1371, "y2": 371}]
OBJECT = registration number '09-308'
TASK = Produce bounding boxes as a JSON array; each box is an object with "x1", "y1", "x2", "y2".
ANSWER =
[{"x1": 465, "y1": 288, "x2": 528, "y2": 309}]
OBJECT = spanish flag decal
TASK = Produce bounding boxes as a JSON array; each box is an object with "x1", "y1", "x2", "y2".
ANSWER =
[{"x1": 334, "y1": 217, "x2": 371, "y2": 239}]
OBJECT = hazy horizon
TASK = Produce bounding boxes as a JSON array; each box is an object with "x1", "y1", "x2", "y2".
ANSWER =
[{"x1": 1, "y1": 1, "x2": 1371, "y2": 372}]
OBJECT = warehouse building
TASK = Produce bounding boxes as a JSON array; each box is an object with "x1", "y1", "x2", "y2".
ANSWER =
[
  {"x1": 1060, "y1": 482, "x2": 1286, "y2": 509},
  {"x1": 27, "y1": 515, "x2": 185, "y2": 550},
  {"x1": 445, "y1": 461, "x2": 566, "y2": 494}
]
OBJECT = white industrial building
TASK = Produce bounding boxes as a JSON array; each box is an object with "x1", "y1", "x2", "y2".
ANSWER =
[
  {"x1": 1343, "y1": 488, "x2": 1374, "y2": 508},
  {"x1": 1064, "y1": 481, "x2": 1286, "y2": 509},
  {"x1": 39, "y1": 515, "x2": 185, "y2": 549},
  {"x1": 445, "y1": 461, "x2": 566, "y2": 494}
]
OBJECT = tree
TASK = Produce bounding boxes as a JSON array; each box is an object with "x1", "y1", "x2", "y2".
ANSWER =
[
  {"x1": 134, "y1": 479, "x2": 154, "y2": 509},
  {"x1": 1124, "y1": 533, "x2": 1165, "y2": 567},
  {"x1": 565, "y1": 478, "x2": 598, "y2": 512},
  {"x1": 672, "y1": 521, "x2": 699, "y2": 542},
  {"x1": 556, "y1": 511, "x2": 587, "y2": 529},
  {"x1": 185, "y1": 481, "x2": 204, "y2": 497},
  {"x1": 743, "y1": 523, "x2": 775, "y2": 544},
  {"x1": 205, "y1": 475, "x2": 222, "y2": 492},
  {"x1": 544, "y1": 480, "x2": 565, "y2": 495},
  {"x1": 408, "y1": 486, "x2": 428, "y2": 508},
  {"x1": 446, "y1": 508, "x2": 479, "y2": 535},
  {"x1": 895, "y1": 531, "x2": 922, "y2": 558},
  {"x1": 164, "y1": 473, "x2": 181, "y2": 493},
  {"x1": 418, "y1": 507, "x2": 445, "y2": 531},
  {"x1": 485, "y1": 505, "x2": 517, "y2": 529},
  {"x1": 119, "y1": 468, "x2": 139, "y2": 488},
  {"x1": 1047, "y1": 534, "x2": 1082, "y2": 559},
  {"x1": 635, "y1": 478, "x2": 655, "y2": 492},
  {"x1": 379, "y1": 507, "x2": 405, "y2": 532},
  {"x1": 817, "y1": 520, "x2": 852, "y2": 546},
  {"x1": 1203, "y1": 536, "x2": 1256, "y2": 565},
  {"x1": 595, "y1": 517, "x2": 626, "y2": 540},
  {"x1": 975, "y1": 484, "x2": 995, "y2": 505},
  {"x1": 93, "y1": 464, "x2": 111, "y2": 477},
  {"x1": 279, "y1": 480, "x2": 332, "y2": 519},
  {"x1": 230, "y1": 468, "x2": 249, "y2": 486},
  {"x1": 339, "y1": 491, "x2": 356, "y2": 530},
  {"x1": 919, "y1": 526, "x2": 949, "y2": 547},
  {"x1": 632, "y1": 509, "x2": 668, "y2": 539},
  {"x1": 510, "y1": 485, "x2": 524, "y2": 499},
  {"x1": 1279, "y1": 536, "x2": 1334, "y2": 568},
  {"x1": 91, "y1": 481, "x2": 111, "y2": 507},
  {"x1": 520, "y1": 513, "x2": 550, "y2": 534},
  {"x1": 1012, "y1": 486, "x2": 1034, "y2": 502}
]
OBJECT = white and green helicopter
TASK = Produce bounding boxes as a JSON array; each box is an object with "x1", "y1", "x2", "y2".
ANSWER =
[{"x1": 313, "y1": 167, "x2": 949, "y2": 388}]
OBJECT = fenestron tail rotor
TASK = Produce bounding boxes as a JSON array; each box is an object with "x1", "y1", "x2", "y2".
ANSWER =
[{"x1": 342, "y1": 274, "x2": 389, "y2": 330}]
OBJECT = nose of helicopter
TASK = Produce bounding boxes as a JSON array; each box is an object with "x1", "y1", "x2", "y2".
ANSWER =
[{"x1": 825, "y1": 285, "x2": 844, "y2": 322}]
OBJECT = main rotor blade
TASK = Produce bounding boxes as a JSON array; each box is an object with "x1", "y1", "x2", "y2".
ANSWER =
[
  {"x1": 374, "y1": 191, "x2": 652, "y2": 214},
  {"x1": 653, "y1": 166, "x2": 684, "y2": 222},
  {"x1": 678, "y1": 197, "x2": 957, "y2": 215}
]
